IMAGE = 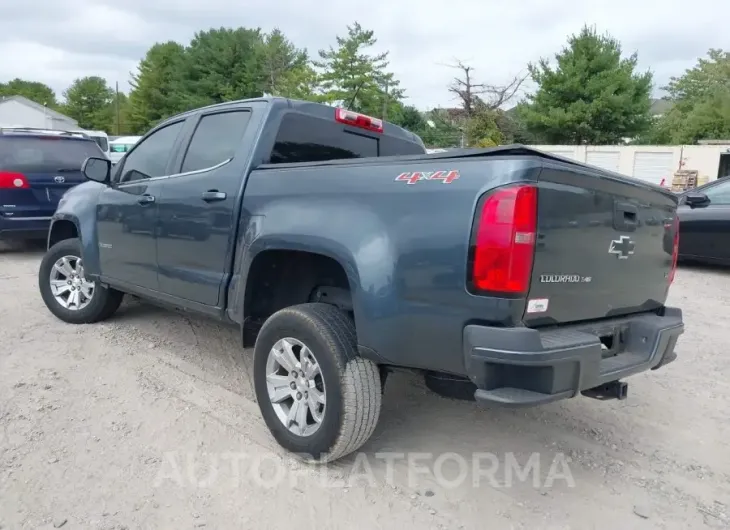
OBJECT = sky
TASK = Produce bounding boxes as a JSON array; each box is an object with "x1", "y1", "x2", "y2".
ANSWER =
[{"x1": 0, "y1": 0, "x2": 727, "y2": 110}]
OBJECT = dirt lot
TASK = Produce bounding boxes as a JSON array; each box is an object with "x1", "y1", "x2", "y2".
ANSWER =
[{"x1": 1, "y1": 242, "x2": 729, "y2": 530}]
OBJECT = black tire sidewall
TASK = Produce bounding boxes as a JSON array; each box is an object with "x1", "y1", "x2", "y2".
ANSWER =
[
  {"x1": 253, "y1": 307, "x2": 348, "y2": 458},
  {"x1": 38, "y1": 238, "x2": 113, "y2": 324}
]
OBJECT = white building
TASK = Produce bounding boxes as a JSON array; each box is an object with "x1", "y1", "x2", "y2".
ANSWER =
[
  {"x1": 0, "y1": 95, "x2": 78, "y2": 130},
  {"x1": 534, "y1": 144, "x2": 730, "y2": 186}
]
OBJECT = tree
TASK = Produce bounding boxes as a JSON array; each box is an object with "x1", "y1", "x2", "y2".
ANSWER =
[
  {"x1": 417, "y1": 109, "x2": 463, "y2": 148},
  {"x1": 0, "y1": 78, "x2": 58, "y2": 108},
  {"x1": 257, "y1": 29, "x2": 315, "y2": 98},
  {"x1": 314, "y1": 22, "x2": 404, "y2": 118},
  {"x1": 111, "y1": 91, "x2": 132, "y2": 135},
  {"x1": 389, "y1": 104, "x2": 425, "y2": 132},
  {"x1": 127, "y1": 41, "x2": 189, "y2": 133},
  {"x1": 464, "y1": 102, "x2": 504, "y2": 147},
  {"x1": 274, "y1": 64, "x2": 321, "y2": 101},
  {"x1": 519, "y1": 26, "x2": 653, "y2": 144},
  {"x1": 62, "y1": 76, "x2": 115, "y2": 130},
  {"x1": 183, "y1": 27, "x2": 264, "y2": 107},
  {"x1": 648, "y1": 49, "x2": 730, "y2": 144},
  {"x1": 446, "y1": 60, "x2": 525, "y2": 117},
  {"x1": 495, "y1": 107, "x2": 539, "y2": 144}
]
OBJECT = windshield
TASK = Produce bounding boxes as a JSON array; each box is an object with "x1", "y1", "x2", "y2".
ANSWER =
[
  {"x1": 111, "y1": 143, "x2": 134, "y2": 153},
  {"x1": 0, "y1": 136, "x2": 104, "y2": 172},
  {"x1": 91, "y1": 135, "x2": 109, "y2": 152}
]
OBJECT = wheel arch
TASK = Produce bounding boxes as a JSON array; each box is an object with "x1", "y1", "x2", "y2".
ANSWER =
[
  {"x1": 241, "y1": 246, "x2": 359, "y2": 350},
  {"x1": 48, "y1": 214, "x2": 102, "y2": 278}
]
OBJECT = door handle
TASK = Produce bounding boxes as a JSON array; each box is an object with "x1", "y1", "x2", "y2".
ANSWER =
[
  {"x1": 201, "y1": 190, "x2": 227, "y2": 202},
  {"x1": 137, "y1": 194, "x2": 155, "y2": 205},
  {"x1": 613, "y1": 201, "x2": 638, "y2": 231}
]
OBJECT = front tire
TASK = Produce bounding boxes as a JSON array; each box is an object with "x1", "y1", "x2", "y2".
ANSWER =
[
  {"x1": 38, "y1": 238, "x2": 123, "y2": 324},
  {"x1": 253, "y1": 303, "x2": 382, "y2": 463}
]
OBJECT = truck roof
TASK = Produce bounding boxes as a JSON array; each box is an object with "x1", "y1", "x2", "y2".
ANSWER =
[{"x1": 159, "y1": 96, "x2": 425, "y2": 151}]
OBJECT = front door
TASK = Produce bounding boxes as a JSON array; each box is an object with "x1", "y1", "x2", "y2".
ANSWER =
[
  {"x1": 96, "y1": 119, "x2": 187, "y2": 290},
  {"x1": 156, "y1": 108, "x2": 253, "y2": 306},
  {"x1": 678, "y1": 179, "x2": 730, "y2": 262}
]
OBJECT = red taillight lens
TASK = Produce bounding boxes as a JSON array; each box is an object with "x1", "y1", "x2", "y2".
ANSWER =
[
  {"x1": 669, "y1": 215, "x2": 679, "y2": 284},
  {"x1": 0, "y1": 171, "x2": 30, "y2": 189},
  {"x1": 471, "y1": 184, "x2": 538, "y2": 295},
  {"x1": 335, "y1": 108, "x2": 384, "y2": 133}
]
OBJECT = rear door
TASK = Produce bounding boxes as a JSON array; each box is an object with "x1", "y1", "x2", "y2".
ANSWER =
[
  {"x1": 0, "y1": 136, "x2": 103, "y2": 219},
  {"x1": 525, "y1": 161, "x2": 678, "y2": 327},
  {"x1": 156, "y1": 106, "x2": 255, "y2": 306}
]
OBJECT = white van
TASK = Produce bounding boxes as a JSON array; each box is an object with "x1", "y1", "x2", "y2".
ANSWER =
[
  {"x1": 109, "y1": 136, "x2": 141, "y2": 164},
  {"x1": 72, "y1": 129, "x2": 111, "y2": 159}
]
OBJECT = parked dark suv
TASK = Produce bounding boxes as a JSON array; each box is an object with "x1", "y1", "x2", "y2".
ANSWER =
[{"x1": 0, "y1": 128, "x2": 105, "y2": 241}]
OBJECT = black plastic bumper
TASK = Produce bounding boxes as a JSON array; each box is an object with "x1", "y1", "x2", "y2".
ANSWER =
[{"x1": 463, "y1": 307, "x2": 684, "y2": 407}]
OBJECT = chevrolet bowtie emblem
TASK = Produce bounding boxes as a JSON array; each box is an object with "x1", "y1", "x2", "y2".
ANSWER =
[{"x1": 608, "y1": 235, "x2": 635, "y2": 259}]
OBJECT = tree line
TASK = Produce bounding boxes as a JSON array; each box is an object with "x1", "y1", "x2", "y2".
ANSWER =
[{"x1": 1, "y1": 23, "x2": 728, "y2": 147}]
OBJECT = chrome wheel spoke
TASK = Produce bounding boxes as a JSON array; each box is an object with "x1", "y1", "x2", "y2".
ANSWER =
[
  {"x1": 68, "y1": 289, "x2": 80, "y2": 308},
  {"x1": 295, "y1": 398, "x2": 309, "y2": 430},
  {"x1": 308, "y1": 386, "x2": 325, "y2": 405},
  {"x1": 80, "y1": 283, "x2": 94, "y2": 299},
  {"x1": 273, "y1": 339, "x2": 298, "y2": 372},
  {"x1": 308, "y1": 392, "x2": 324, "y2": 423},
  {"x1": 287, "y1": 401, "x2": 303, "y2": 435},
  {"x1": 302, "y1": 354, "x2": 321, "y2": 379},
  {"x1": 54, "y1": 257, "x2": 74, "y2": 277},
  {"x1": 267, "y1": 374, "x2": 291, "y2": 403},
  {"x1": 50, "y1": 280, "x2": 71, "y2": 295}
]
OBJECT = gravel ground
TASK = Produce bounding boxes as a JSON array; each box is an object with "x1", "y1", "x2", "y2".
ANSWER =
[{"x1": 1, "y1": 241, "x2": 729, "y2": 530}]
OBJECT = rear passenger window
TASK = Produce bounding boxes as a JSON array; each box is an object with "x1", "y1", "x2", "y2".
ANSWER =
[
  {"x1": 270, "y1": 113, "x2": 379, "y2": 164},
  {"x1": 181, "y1": 111, "x2": 251, "y2": 173}
]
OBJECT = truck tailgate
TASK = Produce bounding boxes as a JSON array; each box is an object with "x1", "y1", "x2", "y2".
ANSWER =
[{"x1": 525, "y1": 162, "x2": 678, "y2": 327}]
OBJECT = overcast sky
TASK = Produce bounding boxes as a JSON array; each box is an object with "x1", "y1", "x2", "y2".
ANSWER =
[{"x1": 0, "y1": 0, "x2": 726, "y2": 109}]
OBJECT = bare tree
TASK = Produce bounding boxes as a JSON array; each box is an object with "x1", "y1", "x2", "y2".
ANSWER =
[{"x1": 446, "y1": 59, "x2": 527, "y2": 116}]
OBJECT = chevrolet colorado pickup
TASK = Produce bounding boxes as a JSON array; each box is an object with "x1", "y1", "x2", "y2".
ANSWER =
[{"x1": 38, "y1": 97, "x2": 685, "y2": 462}]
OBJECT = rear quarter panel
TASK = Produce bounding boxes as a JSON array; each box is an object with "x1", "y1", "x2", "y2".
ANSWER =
[{"x1": 233, "y1": 156, "x2": 542, "y2": 374}]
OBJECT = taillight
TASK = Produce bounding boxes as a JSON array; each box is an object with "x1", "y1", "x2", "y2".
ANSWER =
[
  {"x1": 0, "y1": 171, "x2": 30, "y2": 189},
  {"x1": 470, "y1": 184, "x2": 538, "y2": 295},
  {"x1": 669, "y1": 215, "x2": 679, "y2": 284},
  {"x1": 335, "y1": 108, "x2": 384, "y2": 133}
]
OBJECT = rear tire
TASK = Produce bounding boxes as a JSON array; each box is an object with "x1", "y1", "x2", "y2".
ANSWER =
[
  {"x1": 38, "y1": 238, "x2": 123, "y2": 324},
  {"x1": 253, "y1": 303, "x2": 382, "y2": 463}
]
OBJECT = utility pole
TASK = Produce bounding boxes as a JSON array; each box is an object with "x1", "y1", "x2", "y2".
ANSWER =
[
  {"x1": 382, "y1": 80, "x2": 389, "y2": 121},
  {"x1": 115, "y1": 81, "x2": 120, "y2": 135}
]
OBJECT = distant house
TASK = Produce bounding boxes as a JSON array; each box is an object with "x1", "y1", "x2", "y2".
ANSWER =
[{"x1": 0, "y1": 95, "x2": 78, "y2": 130}]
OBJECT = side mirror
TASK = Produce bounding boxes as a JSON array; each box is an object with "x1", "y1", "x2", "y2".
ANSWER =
[
  {"x1": 82, "y1": 157, "x2": 111, "y2": 184},
  {"x1": 684, "y1": 192, "x2": 709, "y2": 208}
]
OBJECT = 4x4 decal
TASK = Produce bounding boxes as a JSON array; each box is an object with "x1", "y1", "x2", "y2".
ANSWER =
[{"x1": 395, "y1": 170, "x2": 460, "y2": 185}]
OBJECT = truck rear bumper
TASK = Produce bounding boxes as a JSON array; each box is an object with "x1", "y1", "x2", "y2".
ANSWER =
[{"x1": 463, "y1": 307, "x2": 684, "y2": 407}]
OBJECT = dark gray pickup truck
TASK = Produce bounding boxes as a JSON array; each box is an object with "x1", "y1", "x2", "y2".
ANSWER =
[{"x1": 38, "y1": 97, "x2": 684, "y2": 462}]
